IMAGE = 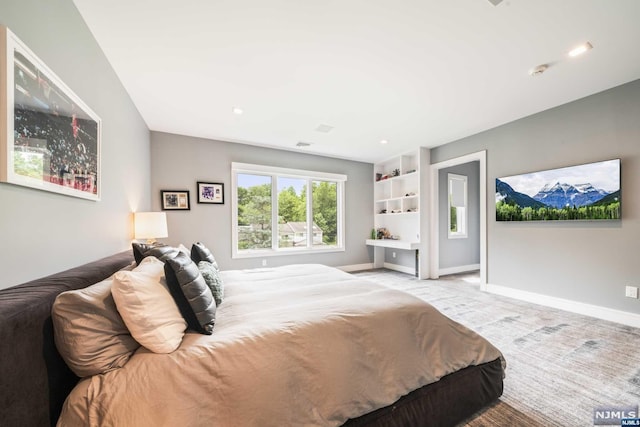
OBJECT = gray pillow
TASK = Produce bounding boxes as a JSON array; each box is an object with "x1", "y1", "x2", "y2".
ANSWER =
[
  {"x1": 164, "y1": 252, "x2": 217, "y2": 335},
  {"x1": 191, "y1": 242, "x2": 219, "y2": 270},
  {"x1": 132, "y1": 242, "x2": 178, "y2": 265},
  {"x1": 198, "y1": 261, "x2": 224, "y2": 306},
  {"x1": 52, "y1": 268, "x2": 140, "y2": 377}
]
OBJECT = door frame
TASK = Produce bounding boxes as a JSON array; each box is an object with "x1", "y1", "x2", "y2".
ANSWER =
[{"x1": 429, "y1": 150, "x2": 487, "y2": 289}]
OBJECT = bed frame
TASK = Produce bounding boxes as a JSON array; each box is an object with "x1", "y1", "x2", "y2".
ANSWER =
[{"x1": 0, "y1": 251, "x2": 503, "y2": 427}]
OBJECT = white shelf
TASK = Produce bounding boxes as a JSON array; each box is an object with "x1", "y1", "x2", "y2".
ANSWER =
[
  {"x1": 366, "y1": 239, "x2": 420, "y2": 250},
  {"x1": 375, "y1": 211, "x2": 419, "y2": 216},
  {"x1": 371, "y1": 148, "x2": 429, "y2": 279},
  {"x1": 376, "y1": 195, "x2": 418, "y2": 203},
  {"x1": 375, "y1": 171, "x2": 417, "y2": 183}
]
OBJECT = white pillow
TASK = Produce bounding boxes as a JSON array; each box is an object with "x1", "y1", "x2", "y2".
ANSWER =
[{"x1": 112, "y1": 256, "x2": 187, "y2": 353}]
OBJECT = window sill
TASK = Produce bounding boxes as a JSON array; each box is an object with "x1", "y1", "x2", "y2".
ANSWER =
[
  {"x1": 447, "y1": 234, "x2": 468, "y2": 239},
  {"x1": 232, "y1": 246, "x2": 345, "y2": 259}
]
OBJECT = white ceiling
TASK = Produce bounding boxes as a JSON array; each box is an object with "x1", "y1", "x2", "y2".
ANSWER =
[{"x1": 72, "y1": 0, "x2": 640, "y2": 163}]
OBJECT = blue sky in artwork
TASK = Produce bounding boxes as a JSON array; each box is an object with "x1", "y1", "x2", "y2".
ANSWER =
[{"x1": 499, "y1": 159, "x2": 620, "y2": 196}]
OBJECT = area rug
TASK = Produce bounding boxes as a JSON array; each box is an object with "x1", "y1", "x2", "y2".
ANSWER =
[{"x1": 352, "y1": 269, "x2": 640, "y2": 427}]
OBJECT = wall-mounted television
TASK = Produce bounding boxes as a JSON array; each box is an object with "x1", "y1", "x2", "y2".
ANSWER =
[{"x1": 496, "y1": 159, "x2": 621, "y2": 221}]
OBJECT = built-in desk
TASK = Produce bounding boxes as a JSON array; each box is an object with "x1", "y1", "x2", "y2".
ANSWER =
[
  {"x1": 365, "y1": 239, "x2": 420, "y2": 250},
  {"x1": 366, "y1": 239, "x2": 420, "y2": 276}
]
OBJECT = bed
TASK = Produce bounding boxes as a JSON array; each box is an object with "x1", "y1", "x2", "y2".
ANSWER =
[{"x1": 0, "y1": 249, "x2": 504, "y2": 427}]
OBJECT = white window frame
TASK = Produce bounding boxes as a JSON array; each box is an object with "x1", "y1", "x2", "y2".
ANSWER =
[
  {"x1": 232, "y1": 162, "x2": 346, "y2": 258},
  {"x1": 448, "y1": 173, "x2": 468, "y2": 239}
]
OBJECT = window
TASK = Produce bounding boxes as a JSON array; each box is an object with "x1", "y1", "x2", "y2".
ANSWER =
[
  {"x1": 236, "y1": 174, "x2": 272, "y2": 250},
  {"x1": 448, "y1": 173, "x2": 467, "y2": 239},
  {"x1": 232, "y1": 163, "x2": 346, "y2": 257}
]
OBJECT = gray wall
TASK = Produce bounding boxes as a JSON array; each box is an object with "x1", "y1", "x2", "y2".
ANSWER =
[
  {"x1": 438, "y1": 161, "x2": 480, "y2": 270},
  {"x1": 383, "y1": 247, "x2": 416, "y2": 271},
  {"x1": 0, "y1": 0, "x2": 150, "y2": 290},
  {"x1": 431, "y1": 79, "x2": 640, "y2": 314},
  {"x1": 151, "y1": 132, "x2": 373, "y2": 270}
]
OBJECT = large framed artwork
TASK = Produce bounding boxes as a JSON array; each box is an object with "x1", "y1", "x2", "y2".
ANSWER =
[
  {"x1": 0, "y1": 26, "x2": 101, "y2": 201},
  {"x1": 496, "y1": 159, "x2": 621, "y2": 221}
]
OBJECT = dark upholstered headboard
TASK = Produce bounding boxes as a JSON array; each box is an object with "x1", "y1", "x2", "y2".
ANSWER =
[{"x1": 0, "y1": 251, "x2": 134, "y2": 427}]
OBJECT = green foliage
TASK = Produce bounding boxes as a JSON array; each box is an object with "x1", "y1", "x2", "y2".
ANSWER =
[
  {"x1": 450, "y1": 205, "x2": 457, "y2": 232},
  {"x1": 496, "y1": 200, "x2": 621, "y2": 221},
  {"x1": 278, "y1": 186, "x2": 305, "y2": 223},
  {"x1": 312, "y1": 181, "x2": 337, "y2": 244},
  {"x1": 14, "y1": 153, "x2": 43, "y2": 179},
  {"x1": 240, "y1": 183, "x2": 271, "y2": 227},
  {"x1": 237, "y1": 179, "x2": 339, "y2": 250},
  {"x1": 237, "y1": 186, "x2": 249, "y2": 225},
  {"x1": 237, "y1": 183, "x2": 272, "y2": 249}
]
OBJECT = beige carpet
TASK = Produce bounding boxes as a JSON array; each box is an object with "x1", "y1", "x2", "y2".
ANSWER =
[{"x1": 352, "y1": 269, "x2": 640, "y2": 427}]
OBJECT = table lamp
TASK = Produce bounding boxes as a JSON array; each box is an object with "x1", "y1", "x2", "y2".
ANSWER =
[{"x1": 134, "y1": 212, "x2": 168, "y2": 243}]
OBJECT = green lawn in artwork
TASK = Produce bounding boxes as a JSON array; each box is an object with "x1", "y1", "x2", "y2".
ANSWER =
[{"x1": 14, "y1": 151, "x2": 44, "y2": 180}]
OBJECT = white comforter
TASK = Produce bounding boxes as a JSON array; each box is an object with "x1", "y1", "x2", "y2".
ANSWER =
[{"x1": 59, "y1": 264, "x2": 503, "y2": 427}]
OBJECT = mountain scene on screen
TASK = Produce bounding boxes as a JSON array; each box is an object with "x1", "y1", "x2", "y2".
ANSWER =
[
  {"x1": 531, "y1": 182, "x2": 610, "y2": 209},
  {"x1": 495, "y1": 179, "x2": 620, "y2": 221},
  {"x1": 495, "y1": 180, "x2": 546, "y2": 209}
]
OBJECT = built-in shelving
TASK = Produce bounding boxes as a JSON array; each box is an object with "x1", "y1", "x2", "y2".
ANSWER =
[{"x1": 366, "y1": 148, "x2": 429, "y2": 278}]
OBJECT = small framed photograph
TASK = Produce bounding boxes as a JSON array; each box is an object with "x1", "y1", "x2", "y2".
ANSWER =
[
  {"x1": 197, "y1": 182, "x2": 224, "y2": 204},
  {"x1": 161, "y1": 190, "x2": 190, "y2": 210}
]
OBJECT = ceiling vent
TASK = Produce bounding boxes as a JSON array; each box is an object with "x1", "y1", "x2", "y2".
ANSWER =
[
  {"x1": 529, "y1": 64, "x2": 549, "y2": 76},
  {"x1": 315, "y1": 124, "x2": 334, "y2": 133}
]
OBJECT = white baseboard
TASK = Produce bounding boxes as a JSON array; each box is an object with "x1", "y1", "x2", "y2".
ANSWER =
[
  {"x1": 339, "y1": 263, "x2": 416, "y2": 276},
  {"x1": 383, "y1": 262, "x2": 415, "y2": 275},
  {"x1": 438, "y1": 264, "x2": 480, "y2": 276},
  {"x1": 338, "y1": 263, "x2": 374, "y2": 272},
  {"x1": 485, "y1": 283, "x2": 640, "y2": 329}
]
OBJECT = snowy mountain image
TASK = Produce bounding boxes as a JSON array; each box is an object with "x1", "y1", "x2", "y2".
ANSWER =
[
  {"x1": 531, "y1": 181, "x2": 610, "y2": 209},
  {"x1": 495, "y1": 159, "x2": 621, "y2": 221},
  {"x1": 495, "y1": 179, "x2": 546, "y2": 208}
]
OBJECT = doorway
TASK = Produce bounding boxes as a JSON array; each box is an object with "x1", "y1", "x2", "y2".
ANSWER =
[{"x1": 429, "y1": 151, "x2": 487, "y2": 289}]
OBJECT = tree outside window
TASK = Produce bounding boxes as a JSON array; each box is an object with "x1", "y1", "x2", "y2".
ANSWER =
[{"x1": 233, "y1": 164, "x2": 345, "y2": 257}]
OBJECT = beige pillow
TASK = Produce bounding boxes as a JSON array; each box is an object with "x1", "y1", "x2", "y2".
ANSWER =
[
  {"x1": 52, "y1": 264, "x2": 140, "y2": 378},
  {"x1": 112, "y1": 256, "x2": 187, "y2": 353}
]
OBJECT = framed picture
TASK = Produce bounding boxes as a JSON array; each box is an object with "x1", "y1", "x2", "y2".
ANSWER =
[
  {"x1": 161, "y1": 190, "x2": 190, "y2": 210},
  {"x1": 0, "y1": 26, "x2": 101, "y2": 201},
  {"x1": 496, "y1": 159, "x2": 620, "y2": 221},
  {"x1": 197, "y1": 181, "x2": 224, "y2": 204}
]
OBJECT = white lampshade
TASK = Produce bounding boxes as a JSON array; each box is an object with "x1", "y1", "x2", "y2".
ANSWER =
[{"x1": 134, "y1": 212, "x2": 168, "y2": 242}]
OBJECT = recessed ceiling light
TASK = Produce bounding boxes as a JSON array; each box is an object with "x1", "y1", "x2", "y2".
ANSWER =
[
  {"x1": 380, "y1": 139, "x2": 388, "y2": 144},
  {"x1": 568, "y1": 42, "x2": 593, "y2": 58},
  {"x1": 232, "y1": 107, "x2": 243, "y2": 115}
]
